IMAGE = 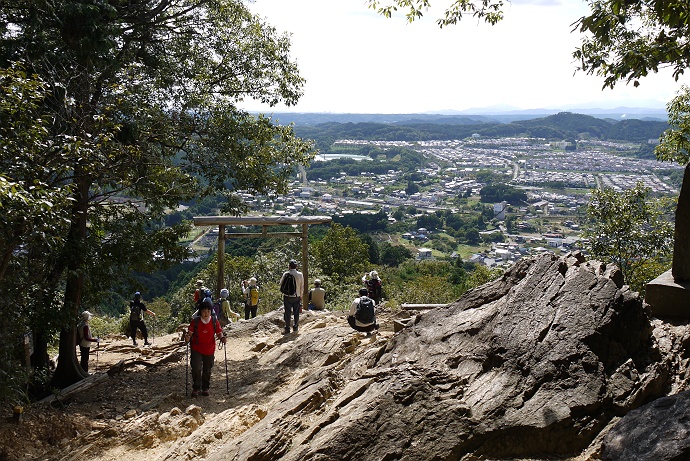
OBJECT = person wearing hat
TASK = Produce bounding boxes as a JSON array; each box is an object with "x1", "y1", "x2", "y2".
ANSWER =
[
  {"x1": 185, "y1": 299, "x2": 226, "y2": 397},
  {"x1": 77, "y1": 311, "x2": 99, "y2": 373},
  {"x1": 193, "y1": 280, "x2": 206, "y2": 305},
  {"x1": 362, "y1": 270, "x2": 383, "y2": 304},
  {"x1": 308, "y1": 279, "x2": 326, "y2": 310},
  {"x1": 129, "y1": 292, "x2": 156, "y2": 346},
  {"x1": 241, "y1": 277, "x2": 260, "y2": 319},
  {"x1": 279, "y1": 259, "x2": 304, "y2": 334},
  {"x1": 219, "y1": 288, "x2": 240, "y2": 324}
]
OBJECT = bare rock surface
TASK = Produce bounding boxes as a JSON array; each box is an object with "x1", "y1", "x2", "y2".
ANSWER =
[
  {"x1": 3, "y1": 252, "x2": 690, "y2": 461},
  {"x1": 601, "y1": 390, "x2": 690, "y2": 461}
]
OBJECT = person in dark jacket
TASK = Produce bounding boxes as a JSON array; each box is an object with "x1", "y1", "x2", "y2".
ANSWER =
[{"x1": 129, "y1": 291, "x2": 156, "y2": 346}]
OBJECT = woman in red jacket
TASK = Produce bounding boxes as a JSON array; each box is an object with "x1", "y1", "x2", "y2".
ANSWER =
[{"x1": 185, "y1": 300, "x2": 225, "y2": 397}]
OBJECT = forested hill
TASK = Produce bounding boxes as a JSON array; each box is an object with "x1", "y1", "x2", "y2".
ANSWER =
[{"x1": 293, "y1": 112, "x2": 669, "y2": 149}]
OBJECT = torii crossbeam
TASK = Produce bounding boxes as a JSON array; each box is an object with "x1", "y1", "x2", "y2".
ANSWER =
[{"x1": 193, "y1": 215, "x2": 333, "y2": 300}]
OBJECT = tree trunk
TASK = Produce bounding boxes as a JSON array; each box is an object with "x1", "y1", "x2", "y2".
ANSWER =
[{"x1": 50, "y1": 175, "x2": 90, "y2": 389}]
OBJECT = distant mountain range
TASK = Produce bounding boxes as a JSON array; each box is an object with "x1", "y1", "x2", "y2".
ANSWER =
[
  {"x1": 289, "y1": 112, "x2": 669, "y2": 152},
  {"x1": 261, "y1": 107, "x2": 667, "y2": 126}
]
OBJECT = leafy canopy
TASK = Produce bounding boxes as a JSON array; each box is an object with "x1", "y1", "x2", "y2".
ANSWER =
[
  {"x1": 0, "y1": 0, "x2": 315, "y2": 388},
  {"x1": 367, "y1": 0, "x2": 504, "y2": 26},
  {"x1": 582, "y1": 183, "x2": 674, "y2": 293},
  {"x1": 574, "y1": 1, "x2": 690, "y2": 90}
]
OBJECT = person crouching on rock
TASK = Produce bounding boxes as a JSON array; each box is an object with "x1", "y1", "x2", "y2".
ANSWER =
[
  {"x1": 348, "y1": 287, "x2": 379, "y2": 337},
  {"x1": 185, "y1": 300, "x2": 225, "y2": 397}
]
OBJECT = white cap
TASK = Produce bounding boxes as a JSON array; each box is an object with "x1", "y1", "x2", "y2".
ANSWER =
[
  {"x1": 370, "y1": 271, "x2": 379, "y2": 279},
  {"x1": 82, "y1": 311, "x2": 92, "y2": 320},
  {"x1": 249, "y1": 277, "x2": 257, "y2": 286},
  {"x1": 220, "y1": 288, "x2": 229, "y2": 298}
]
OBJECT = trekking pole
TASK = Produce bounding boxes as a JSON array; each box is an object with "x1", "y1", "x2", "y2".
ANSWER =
[
  {"x1": 185, "y1": 340, "x2": 189, "y2": 397},
  {"x1": 95, "y1": 331, "x2": 99, "y2": 372},
  {"x1": 223, "y1": 340, "x2": 229, "y2": 394},
  {"x1": 152, "y1": 318, "x2": 155, "y2": 345}
]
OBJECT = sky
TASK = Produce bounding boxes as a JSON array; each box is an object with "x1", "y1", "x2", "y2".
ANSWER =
[{"x1": 239, "y1": 0, "x2": 690, "y2": 114}]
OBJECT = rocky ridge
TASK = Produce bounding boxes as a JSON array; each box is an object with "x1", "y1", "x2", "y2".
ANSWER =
[{"x1": 3, "y1": 252, "x2": 690, "y2": 461}]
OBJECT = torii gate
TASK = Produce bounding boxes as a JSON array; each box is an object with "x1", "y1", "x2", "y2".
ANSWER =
[{"x1": 193, "y1": 215, "x2": 333, "y2": 301}]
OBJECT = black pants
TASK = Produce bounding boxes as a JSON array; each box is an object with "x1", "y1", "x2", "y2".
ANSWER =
[
  {"x1": 190, "y1": 349, "x2": 214, "y2": 391},
  {"x1": 347, "y1": 316, "x2": 377, "y2": 333},
  {"x1": 130, "y1": 320, "x2": 148, "y2": 341},
  {"x1": 79, "y1": 346, "x2": 90, "y2": 373},
  {"x1": 283, "y1": 296, "x2": 300, "y2": 331},
  {"x1": 245, "y1": 303, "x2": 257, "y2": 320}
]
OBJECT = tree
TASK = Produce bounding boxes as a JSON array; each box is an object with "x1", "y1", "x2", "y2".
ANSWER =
[
  {"x1": 313, "y1": 224, "x2": 370, "y2": 283},
  {"x1": 656, "y1": 85, "x2": 690, "y2": 165},
  {"x1": 574, "y1": 1, "x2": 690, "y2": 89},
  {"x1": 582, "y1": 183, "x2": 674, "y2": 294},
  {"x1": 367, "y1": 0, "x2": 505, "y2": 26},
  {"x1": 1, "y1": 0, "x2": 313, "y2": 389},
  {"x1": 380, "y1": 242, "x2": 413, "y2": 267}
]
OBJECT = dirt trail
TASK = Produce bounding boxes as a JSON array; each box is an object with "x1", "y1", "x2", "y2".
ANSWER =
[{"x1": 0, "y1": 308, "x2": 396, "y2": 461}]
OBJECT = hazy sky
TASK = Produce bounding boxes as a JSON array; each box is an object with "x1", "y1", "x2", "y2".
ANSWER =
[{"x1": 240, "y1": 0, "x2": 689, "y2": 114}]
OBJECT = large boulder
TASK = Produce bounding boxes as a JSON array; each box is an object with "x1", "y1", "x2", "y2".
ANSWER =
[
  {"x1": 203, "y1": 253, "x2": 680, "y2": 460},
  {"x1": 602, "y1": 390, "x2": 690, "y2": 461}
]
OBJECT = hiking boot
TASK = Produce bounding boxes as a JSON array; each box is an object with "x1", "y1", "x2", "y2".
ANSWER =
[
  {"x1": 144, "y1": 341, "x2": 151, "y2": 346},
  {"x1": 283, "y1": 328, "x2": 290, "y2": 335},
  {"x1": 133, "y1": 340, "x2": 138, "y2": 346},
  {"x1": 191, "y1": 390, "x2": 199, "y2": 397},
  {"x1": 293, "y1": 325, "x2": 298, "y2": 333},
  {"x1": 201, "y1": 390, "x2": 210, "y2": 396}
]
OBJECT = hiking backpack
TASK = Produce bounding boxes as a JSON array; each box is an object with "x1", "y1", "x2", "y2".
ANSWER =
[
  {"x1": 129, "y1": 302, "x2": 142, "y2": 322},
  {"x1": 191, "y1": 312, "x2": 219, "y2": 344},
  {"x1": 212, "y1": 300, "x2": 223, "y2": 319},
  {"x1": 247, "y1": 286, "x2": 259, "y2": 307},
  {"x1": 355, "y1": 296, "x2": 375, "y2": 324},
  {"x1": 280, "y1": 272, "x2": 297, "y2": 296}
]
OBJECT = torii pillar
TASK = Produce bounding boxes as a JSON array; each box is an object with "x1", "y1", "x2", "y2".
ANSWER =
[{"x1": 193, "y1": 215, "x2": 332, "y2": 301}]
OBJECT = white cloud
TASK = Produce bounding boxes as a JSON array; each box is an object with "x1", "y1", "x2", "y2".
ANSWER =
[{"x1": 241, "y1": 0, "x2": 686, "y2": 114}]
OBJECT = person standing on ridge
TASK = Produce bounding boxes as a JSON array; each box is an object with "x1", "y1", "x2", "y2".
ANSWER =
[
  {"x1": 279, "y1": 259, "x2": 304, "y2": 334},
  {"x1": 362, "y1": 270, "x2": 383, "y2": 304},
  {"x1": 219, "y1": 288, "x2": 239, "y2": 324},
  {"x1": 129, "y1": 291, "x2": 156, "y2": 346},
  {"x1": 77, "y1": 311, "x2": 99, "y2": 373},
  {"x1": 193, "y1": 279, "x2": 206, "y2": 305},
  {"x1": 241, "y1": 277, "x2": 260, "y2": 319}
]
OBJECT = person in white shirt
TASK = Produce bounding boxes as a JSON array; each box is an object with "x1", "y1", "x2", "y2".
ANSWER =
[{"x1": 348, "y1": 287, "x2": 379, "y2": 336}]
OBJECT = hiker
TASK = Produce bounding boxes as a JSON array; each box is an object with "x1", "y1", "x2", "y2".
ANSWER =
[
  {"x1": 362, "y1": 270, "x2": 383, "y2": 304},
  {"x1": 308, "y1": 279, "x2": 326, "y2": 310},
  {"x1": 193, "y1": 279, "x2": 206, "y2": 304},
  {"x1": 348, "y1": 287, "x2": 379, "y2": 336},
  {"x1": 279, "y1": 259, "x2": 304, "y2": 334},
  {"x1": 129, "y1": 291, "x2": 156, "y2": 346},
  {"x1": 241, "y1": 277, "x2": 260, "y2": 319},
  {"x1": 185, "y1": 300, "x2": 226, "y2": 397},
  {"x1": 77, "y1": 311, "x2": 100, "y2": 373},
  {"x1": 219, "y1": 288, "x2": 240, "y2": 324}
]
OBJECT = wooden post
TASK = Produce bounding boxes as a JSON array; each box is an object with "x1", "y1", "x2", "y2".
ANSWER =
[
  {"x1": 217, "y1": 224, "x2": 225, "y2": 296},
  {"x1": 302, "y1": 223, "x2": 309, "y2": 301}
]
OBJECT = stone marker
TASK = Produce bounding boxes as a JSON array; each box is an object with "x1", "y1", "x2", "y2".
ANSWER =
[{"x1": 645, "y1": 162, "x2": 690, "y2": 318}]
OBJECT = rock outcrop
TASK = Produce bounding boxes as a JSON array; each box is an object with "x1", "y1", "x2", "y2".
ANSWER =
[
  {"x1": 601, "y1": 390, "x2": 690, "y2": 461},
  {"x1": 197, "y1": 252, "x2": 688, "y2": 461}
]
